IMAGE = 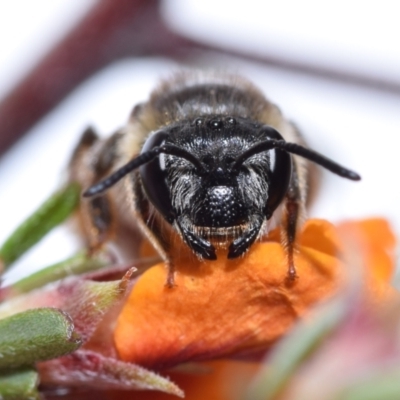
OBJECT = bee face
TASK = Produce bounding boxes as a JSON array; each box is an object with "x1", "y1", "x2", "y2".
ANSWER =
[
  {"x1": 139, "y1": 115, "x2": 292, "y2": 260},
  {"x1": 76, "y1": 71, "x2": 359, "y2": 284}
]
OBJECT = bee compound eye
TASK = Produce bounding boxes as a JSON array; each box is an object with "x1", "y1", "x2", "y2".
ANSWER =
[
  {"x1": 265, "y1": 147, "x2": 292, "y2": 219},
  {"x1": 139, "y1": 132, "x2": 175, "y2": 223},
  {"x1": 261, "y1": 125, "x2": 293, "y2": 219}
]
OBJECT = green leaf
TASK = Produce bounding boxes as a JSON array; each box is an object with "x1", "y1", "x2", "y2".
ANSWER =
[
  {"x1": 335, "y1": 368, "x2": 400, "y2": 400},
  {"x1": 0, "y1": 273, "x2": 133, "y2": 343},
  {"x1": 64, "y1": 278, "x2": 130, "y2": 342},
  {"x1": 0, "y1": 182, "x2": 80, "y2": 270},
  {"x1": 0, "y1": 367, "x2": 40, "y2": 400},
  {"x1": 0, "y1": 308, "x2": 81, "y2": 369},
  {"x1": 4, "y1": 250, "x2": 110, "y2": 299},
  {"x1": 246, "y1": 297, "x2": 348, "y2": 400}
]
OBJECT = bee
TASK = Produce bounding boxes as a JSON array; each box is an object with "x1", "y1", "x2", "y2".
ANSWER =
[{"x1": 70, "y1": 71, "x2": 360, "y2": 287}]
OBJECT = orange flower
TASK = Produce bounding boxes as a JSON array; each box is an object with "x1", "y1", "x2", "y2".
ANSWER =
[{"x1": 114, "y1": 218, "x2": 396, "y2": 376}]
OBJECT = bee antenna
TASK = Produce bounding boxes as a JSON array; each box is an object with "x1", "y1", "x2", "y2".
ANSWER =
[
  {"x1": 232, "y1": 137, "x2": 361, "y2": 181},
  {"x1": 83, "y1": 144, "x2": 206, "y2": 197}
]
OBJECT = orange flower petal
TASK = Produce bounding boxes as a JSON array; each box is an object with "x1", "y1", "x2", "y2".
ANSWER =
[
  {"x1": 115, "y1": 220, "x2": 342, "y2": 368},
  {"x1": 337, "y1": 218, "x2": 396, "y2": 300},
  {"x1": 114, "y1": 218, "x2": 396, "y2": 370}
]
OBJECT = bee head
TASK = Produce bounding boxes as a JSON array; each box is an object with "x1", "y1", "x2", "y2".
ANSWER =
[
  {"x1": 83, "y1": 116, "x2": 360, "y2": 260},
  {"x1": 139, "y1": 117, "x2": 292, "y2": 231}
]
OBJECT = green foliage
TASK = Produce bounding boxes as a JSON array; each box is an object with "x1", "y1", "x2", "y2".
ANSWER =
[
  {"x1": 0, "y1": 368, "x2": 40, "y2": 400},
  {"x1": 0, "y1": 308, "x2": 81, "y2": 370},
  {"x1": 0, "y1": 182, "x2": 80, "y2": 269},
  {"x1": 9, "y1": 250, "x2": 109, "y2": 297}
]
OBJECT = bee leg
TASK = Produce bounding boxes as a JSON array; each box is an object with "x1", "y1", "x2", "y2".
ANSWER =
[
  {"x1": 282, "y1": 165, "x2": 303, "y2": 282},
  {"x1": 132, "y1": 171, "x2": 178, "y2": 287},
  {"x1": 165, "y1": 261, "x2": 176, "y2": 288},
  {"x1": 83, "y1": 195, "x2": 114, "y2": 254},
  {"x1": 69, "y1": 127, "x2": 121, "y2": 253}
]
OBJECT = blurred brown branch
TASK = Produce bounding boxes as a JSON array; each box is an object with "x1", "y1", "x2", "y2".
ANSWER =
[
  {"x1": 1, "y1": 0, "x2": 399, "y2": 157},
  {"x1": 0, "y1": 0, "x2": 199, "y2": 156}
]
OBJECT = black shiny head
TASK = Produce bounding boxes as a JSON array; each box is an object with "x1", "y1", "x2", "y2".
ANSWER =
[
  {"x1": 132, "y1": 117, "x2": 291, "y2": 260},
  {"x1": 83, "y1": 116, "x2": 360, "y2": 261},
  {"x1": 139, "y1": 117, "x2": 292, "y2": 224}
]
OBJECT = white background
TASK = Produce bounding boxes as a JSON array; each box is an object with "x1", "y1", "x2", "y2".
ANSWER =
[{"x1": 0, "y1": 0, "x2": 399, "y2": 283}]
